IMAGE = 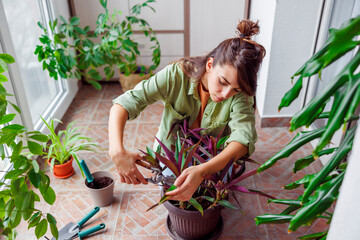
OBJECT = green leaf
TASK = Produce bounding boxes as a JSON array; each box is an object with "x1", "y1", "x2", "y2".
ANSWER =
[
  {"x1": 146, "y1": 146, "x2": 156, "y2": 159},
  {"x1": 218, "y1": 199, "x2": 238, "y2": 210},
  {"x1": 0, "y1": 73, "x2": 7, "y2": 82},
  {"x1": 0, "y1": 54, "x2": 15, "y2": 64},
  {"x1": 74, "y1": 26, "x2": 86, "y2": 35},
  {"x1": 314, "y1": 74, "x2": 360, "y2": 155},
  {"x1": 9, "y1": 208, "x2": 22, "y2": 228},
  {"x1": 39, "y1": 184, "x2": 56, "y2": 205},
  {"x1": 283, "y1": 174, "x2": 317, "y2": 190},
  {"x1": 49, "y1": 222, "x2": 59, "y2": 240},
  {"x1": 28, "y1": 168, "x2": 41, "y2": 188},
  {"x1": 21, "y1": 192, "x2": 34, "y2": 220},
  {"x1": 27, "y1": 141, "x2": 44, "y2": 155},
  {"x1": 14, "y1": 191, "x2": 27, "y2": 209},
  {"x1": 28, "y1": 213, "x2": 41, "y2": 229},
  {"x1": 189, "y1": 198, "x2": 203, "y2": 215},
  {"x1": 289, "y1": 172, "x2": 344, "y2": 232},
  {"x1": 297, "y1": 231, "x2": 328, "y2": 239},
  {"x1": 31, "y1": 160, "x2": 40, "y2": 173},
  {"x1": 9, "y1": 101, "x2": 21, "y2": 114},
  {"x1": 160, "y1": 185, "x2": 177, "y2": 204},
  {"x1": 12, "y1": 140, "x2": 23, "y2": 156},
  {"x1": 46, "y1": 213, "x2": 57, "y2": 224},
  {"x1": 37, "y1": 21, "x2": 45, "y2": 30},
  {"x1": 0, "y1": 198, "x2": 5, "y2": 218},
  {"x1": 10, "y1": 177, "x2": 25, "y2": 194},
  {"x1": 2, "y1": 124, "x2": 26, "y2": 131},
  {"x1": 28, "y1": 133, "x2": 49, "y2": 142},
  {"x1": 70, "y1": 17, "x2": 80, "y2": 26},
  {"x1": 200, "y1": 196, "x2": 215, "y2": 202},
  {"x1": 258, "y1": 127, "x2": 326, "y2": 172},
  {"x1": 216, "y1": 136, "x2": 229, "y2": 149},
  {"x1": 35, "y1": 219, "x2": 48, "y2": 239},
  {"x1": 0, "y1": 58, "x2": 8, "y2": 73},
  {"x1": 255, "y1": 214, "x2": 293, "y2": 225},
  {"x1": 293, "y1": 148, "x2": 337, "y2": 173},
  {"x1": 302, "y1": 126, "x2": 356, "y2": 203},
  {"x1": 147, "y1": 185, "x2": 177, "y2": 212}
]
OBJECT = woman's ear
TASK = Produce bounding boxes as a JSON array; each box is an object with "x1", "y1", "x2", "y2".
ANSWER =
[{"x1": 206, "y1": 57, "x2": 214, "y2": 72}]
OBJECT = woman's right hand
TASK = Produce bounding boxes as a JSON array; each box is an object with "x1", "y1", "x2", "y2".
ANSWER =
[{"x1": 109, "y1": 149, "x2": 148, "y2": 185}]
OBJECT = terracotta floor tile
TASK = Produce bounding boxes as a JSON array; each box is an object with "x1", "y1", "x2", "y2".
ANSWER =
[
  {"x1": 101, "y1": 82, "x2": 124, "y2": 101},
  {"x1": 74, "y1": 83, "x2": 106, "y2": 102}
]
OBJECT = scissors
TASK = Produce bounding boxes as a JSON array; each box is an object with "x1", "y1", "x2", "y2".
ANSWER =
[{"x1": 135, "y1": 159, "x2": 175, "y2": 185}]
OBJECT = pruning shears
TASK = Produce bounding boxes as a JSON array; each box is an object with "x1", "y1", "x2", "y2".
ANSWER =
[{"x1": 135, "y1": 159, "x2": 175, "y2": 185}]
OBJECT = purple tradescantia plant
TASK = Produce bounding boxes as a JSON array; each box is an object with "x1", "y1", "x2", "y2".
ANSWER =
[{"x1": 140, "y1": 120, "x2": 274, "y2": 213}]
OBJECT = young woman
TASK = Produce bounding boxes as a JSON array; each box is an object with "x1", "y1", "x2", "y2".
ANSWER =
[{"x1": 108, "y1": 19, "x2": 266, "y2": 201}]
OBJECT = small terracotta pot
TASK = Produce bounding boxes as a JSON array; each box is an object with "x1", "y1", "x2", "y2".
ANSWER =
[
  {"x1": 47, "y1": 156, "x2": 75, "y2": 179},
  {"x1": 164, "y1": 199, "x2": 224, "y2": 239},
  {"x1": 84, "y1": 171, "x2": 115, "y2": 207}
]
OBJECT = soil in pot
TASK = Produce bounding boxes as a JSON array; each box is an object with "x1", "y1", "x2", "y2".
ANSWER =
[{"x1": 85, "y1": 176, "x2": 113, "y2": 189}]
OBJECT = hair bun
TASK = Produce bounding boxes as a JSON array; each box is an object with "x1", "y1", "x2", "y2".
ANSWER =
[{"x1": 236, "y1": 20, "x2": 260, "y2": 39}]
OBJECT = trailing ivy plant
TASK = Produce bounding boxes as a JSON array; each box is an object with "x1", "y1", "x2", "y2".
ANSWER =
[
  {"x1": 254, "y1": 16, "x2": 360, "y2": 238},
  {"x1": 0, "y1": 54, "x2": 58, "y2": 239},
  {"x1": 34, "y1": 0, "x2": 161, "y2": 90}
]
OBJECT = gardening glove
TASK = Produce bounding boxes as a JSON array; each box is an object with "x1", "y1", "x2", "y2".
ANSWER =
[
  {"x1": 165, "y1": 166, "x2": 204, "y2": 201},
  {"x1": 111, "y1": 149, "x2": 148, "y2": 185}
]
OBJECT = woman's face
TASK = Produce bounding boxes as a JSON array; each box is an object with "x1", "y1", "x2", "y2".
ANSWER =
[{"x1": 202, "y1": 58, "x2": 240, "y2": 103}]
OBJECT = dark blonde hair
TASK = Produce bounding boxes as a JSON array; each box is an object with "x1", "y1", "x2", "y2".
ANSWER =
[{"x1": 179, "y1": 20, "x2": 266, "y2": 97}]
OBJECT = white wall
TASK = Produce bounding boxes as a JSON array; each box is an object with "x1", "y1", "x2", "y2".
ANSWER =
[
  {"x1": 190, "y1": 0, "x2": 246, "y2": 57},
  {"x1": 73, "y1": 0, "x2": 185, "y2": 71},
  {"x1": 248, "y1": 0, "x2": 276, "y2": 117},
  {"x1": 327, "y1": 125, "x2": 360, "y2": 239},
  {"x1": 251, "y1": 0, "x2": 323, "y2": 119}
]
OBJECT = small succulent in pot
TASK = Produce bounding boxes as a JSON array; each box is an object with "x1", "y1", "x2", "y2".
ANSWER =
[{"x1": 139, "y1": 120, "x2": 274, "y2": 214}]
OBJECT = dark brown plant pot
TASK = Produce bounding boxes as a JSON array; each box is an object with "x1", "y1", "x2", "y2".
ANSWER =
[
  {"x1": 163, "y1": 200, "x2": 224, "y2": 240},
  {"x1": 47, "y1": 156, "x2": 75, "y2": 179}
]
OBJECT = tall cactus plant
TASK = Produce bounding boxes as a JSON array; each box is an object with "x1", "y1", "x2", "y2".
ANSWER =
[{"x1": 255, "y1": 15, "x2": 360, "y2": 239}]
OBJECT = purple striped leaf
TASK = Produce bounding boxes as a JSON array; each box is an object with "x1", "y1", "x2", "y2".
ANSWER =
[
  {"x1": 155, "y1": 137, "x2": 177, "y2": 165},
  {"x1": 222, "y1": 168, "x2": 258, "y2": 190},
  {"x1": 154, "y1": 152, "x2": 180, "y2": 177}
]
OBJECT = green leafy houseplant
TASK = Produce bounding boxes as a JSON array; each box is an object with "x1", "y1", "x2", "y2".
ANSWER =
[
  {"x1": 139, "y1": 120, "x2": 273, "y2": 214},
  {"x1": 42, "y1": 118, "x2": 98, "y2": 173},
  {"x1": 0, "y1": 54, "x2": 58, "y2": 239},
  {"x1": 254, "y1": 15, "x2": 360, "y2": 239},
  {"x1": 35, "y1": 0, "x2": 161, "y2": 89}
]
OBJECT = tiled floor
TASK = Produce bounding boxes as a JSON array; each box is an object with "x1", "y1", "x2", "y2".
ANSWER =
[{"x1": 16, "y1": 82, "x2": 327, "y2": 239}]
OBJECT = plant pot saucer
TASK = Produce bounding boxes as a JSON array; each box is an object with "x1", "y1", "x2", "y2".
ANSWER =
[
  {"x1": 53, "y1": 169, "x2": 75, "y2": 179},
  {"x1": 166, "y1": 215, "x2": 224, "y2": 240}
]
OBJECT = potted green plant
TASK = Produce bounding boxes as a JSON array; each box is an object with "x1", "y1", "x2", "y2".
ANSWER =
[
  {"x1": 0, "y1": 53, "x2": 59, "y2": 239},
  {"x1": 42, "y1": 118, "x2": 98, "y2": 179},
  {"x1": 138, "y1": 120, "x2": 273, "y2": 239},
  {"x1": 35, "y1": 0, "x2": 161, "y2": 90},
  {"x1": 254, "y1": 16, "x2": 360, "y2": 239}
]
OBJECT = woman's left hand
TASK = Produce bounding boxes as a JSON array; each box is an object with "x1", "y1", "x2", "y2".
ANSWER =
[{"x1": 165, "y1": 166, "x2": 204, "y2": 201}]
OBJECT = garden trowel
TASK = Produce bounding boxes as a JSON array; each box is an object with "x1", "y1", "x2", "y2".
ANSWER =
[{"x1": 52, "y1": 206, "x2": 106, "y2": 240}]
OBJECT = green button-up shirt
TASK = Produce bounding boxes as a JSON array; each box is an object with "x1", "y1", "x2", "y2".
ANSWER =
[{"x1": 113, "y1": 63, "x2": 257, "y2": 155}]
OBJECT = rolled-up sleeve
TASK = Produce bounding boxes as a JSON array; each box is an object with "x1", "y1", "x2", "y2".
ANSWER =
[
  {"x1": 113, "y1": 64, "x2": 177, "y2": 120},
  {"x1": 225, "y1": 94, "x2": 257, "y2": 155}
]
